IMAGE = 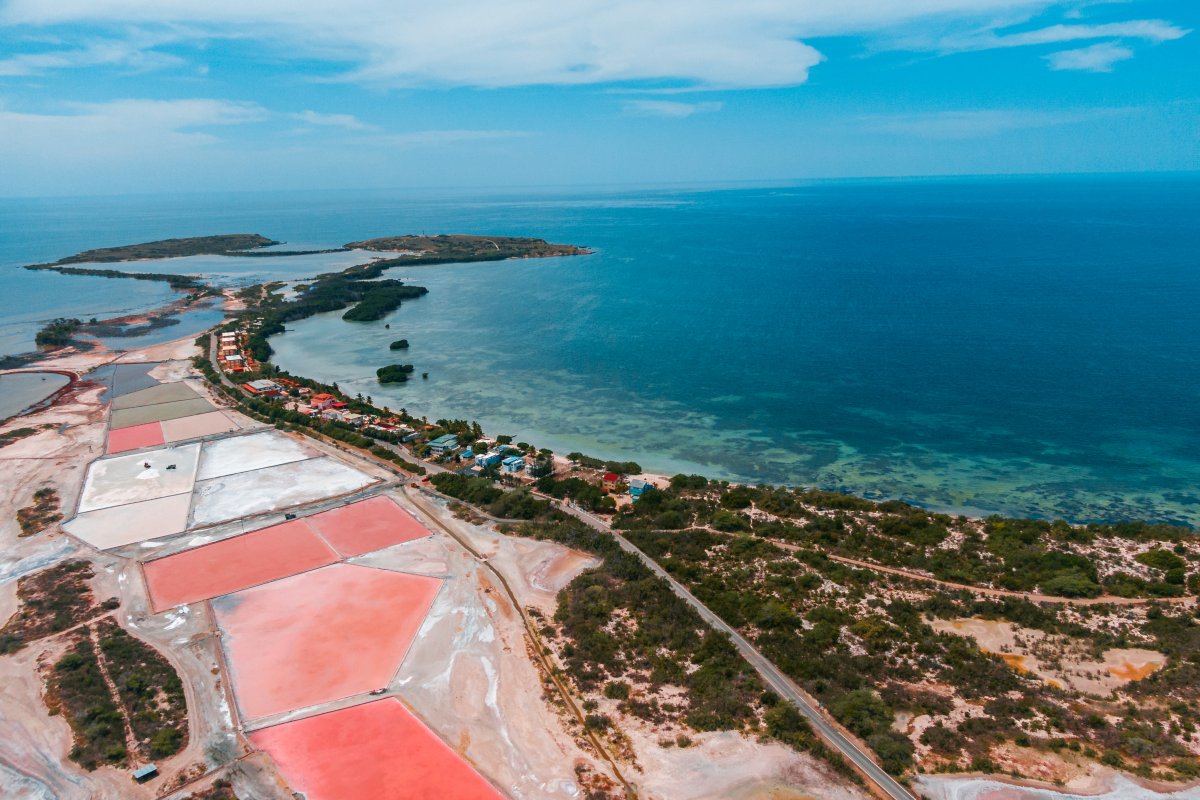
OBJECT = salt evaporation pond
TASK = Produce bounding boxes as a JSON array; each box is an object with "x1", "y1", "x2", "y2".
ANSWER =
[{"x1": 0, "y1": 371, "x2": 69, "y2": 420}]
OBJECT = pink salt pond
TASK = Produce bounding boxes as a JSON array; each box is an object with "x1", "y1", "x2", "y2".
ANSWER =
[
  {"x1": 106, "y1": 421, "x2": 166, "y2": 454},
  {"x1": 143, "y1": 520, "x2": 339, "y2": 612},
  {"x1": 143, "y1": 495, "x2": 431, "y2": 611},
  {"x1": 306, "y1": 494, "x2": 431, "y2": 557},
  {"x1": 214, "y1": 564, "x2": 442, "y2": 720},
  {"x1": 250, "y1": 698, "x2": 503, "y2": 800}
]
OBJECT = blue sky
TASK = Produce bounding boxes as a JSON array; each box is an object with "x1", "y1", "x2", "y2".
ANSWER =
[{"x1": 0, "y1": 0, "x2": 1196, "y2": 196}]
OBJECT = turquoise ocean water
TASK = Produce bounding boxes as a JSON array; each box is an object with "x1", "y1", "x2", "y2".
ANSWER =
[{"x1": 2, "y1": 176, "x2": 1198, "y2": 524}]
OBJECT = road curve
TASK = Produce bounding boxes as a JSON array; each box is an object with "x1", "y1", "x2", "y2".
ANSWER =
[{"x1": 555, "y1": 503, "x2": 916, "y2": 800}]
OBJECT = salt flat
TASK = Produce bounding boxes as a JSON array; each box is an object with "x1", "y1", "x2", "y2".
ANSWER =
[
  {"x1": 76, "y1": 442, "x2": 200, "y2": 513},
  {"x1": 65, "y1": 494, "x2": 192, "y2": 549},
  {"x1": 190, "y1": 457, "x2": 376, "y2": 526},
  {"x1": 195, "y1": 430, "x2": 315, "y2": 481},
  {"x1": 161, "y1": 410, "x2": 240, "y2": 442}
]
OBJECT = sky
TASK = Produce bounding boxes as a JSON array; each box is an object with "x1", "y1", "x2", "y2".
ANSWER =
[{"x1": 0, "y1": 0, "x2": 1196, "y2": 196}]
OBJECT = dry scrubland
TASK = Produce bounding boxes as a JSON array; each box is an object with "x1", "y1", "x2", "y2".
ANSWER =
[{"x1": 595, "y1": 476, "x2": 1200, "y2": 787}]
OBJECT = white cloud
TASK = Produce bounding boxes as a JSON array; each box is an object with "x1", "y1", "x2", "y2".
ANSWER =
[
  {"x1": 0, "y1": 34, "x2": 183, "y2": 76},
  {"x1": 624, "y1": 100, "x2": 723, "y2": 118},
  {"x1": 934, "y1": 19, "x2": 1189, "y2": 53},
  {"x1": 863, "y1": 108, "x2": 1131, "y2": 139},
  {"x1": 290, "y1": 109, "x2": 376, "y2": 131},
  {"x1": 0, "y1": 0, "x2": 1136, "y2": 89},
  {"x1": 0, "y1": 3, "x2": 1188, "y2": 89},
  {"x1": 1044, "y1": 41, "x2": 1134, "y2": 72},
  {"x1": 0, "y1": 98, "x2": 268, "y2": 166}
]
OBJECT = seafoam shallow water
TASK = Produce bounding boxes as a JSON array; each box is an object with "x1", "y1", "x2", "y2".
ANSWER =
[
  {"x1": 4, "y1": 178, "x2": 1198, "y2": 524},
  {"x1": 267, "y1": 177, "x2": 1200, "y2": 525}
]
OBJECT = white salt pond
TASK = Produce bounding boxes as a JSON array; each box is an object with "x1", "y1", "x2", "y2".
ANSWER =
[
  {"x1": 189, "y1": 457, "x2": 376, "y2": 526},
  {"x1": 0, "y1": 372, "x2": 69, "y2": 420},
  {"x1": 196, "y1": 430, "x2": 316, "y2": 480},
  {"x1": 76, "y1": 443, "x2": 201, "y2": 513}
]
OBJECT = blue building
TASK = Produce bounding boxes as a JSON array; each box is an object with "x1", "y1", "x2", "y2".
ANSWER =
[
  {"x1": 502, "y1": 455, "x2": 525, "y2": 474},
  {"x1": 628, "y1": 478, "x2": 653, "y2": 498},
  {"x1": 428, "y1": 434, "x2": 460, "y2": 456},
  {"x1": 476, "y1": 450, "x2": 503, "y2": 467}
]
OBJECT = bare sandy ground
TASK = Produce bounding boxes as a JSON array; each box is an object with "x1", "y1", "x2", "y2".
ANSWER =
[
  {"x1": 395, "y1": 491, "x2": 871, "y2": 800},
  {"x1": 930, "y1": 617, "x2": 1165, "y2": 695},
  {"x1": 355, "y1": 500, "x2": 608, "y2": 799},
  {"x1": 918, "y1": 772, "x2": 1200, "y2": 800}
]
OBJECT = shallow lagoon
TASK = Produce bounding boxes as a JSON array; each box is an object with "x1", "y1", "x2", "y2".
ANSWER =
[
  {"x1": 0, "y1": 372, "x2": 70, "y2": 420},
  {"x1": 270, "y1": 177, "x2": 1200, "y2": 526},
  {"x1": 3, "y1": 178, "x2": 1198, "y2": 525}
]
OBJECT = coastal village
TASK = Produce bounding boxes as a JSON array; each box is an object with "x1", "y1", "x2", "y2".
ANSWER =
[{"x1": 217, "y1": 325, "x2": 660, "y2": 500}]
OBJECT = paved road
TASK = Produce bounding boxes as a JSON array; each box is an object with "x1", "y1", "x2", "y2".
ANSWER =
[{"x1": 555, "y1": 502, "x2": 916, "y2": 800}]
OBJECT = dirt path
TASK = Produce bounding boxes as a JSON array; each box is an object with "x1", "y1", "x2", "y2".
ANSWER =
[
  {"x1": 795, "y1": 548, "x2": 1195, "y2": 607},
  {"x1": 87, "y1": 623, "x2": 142, "y2": 767}
]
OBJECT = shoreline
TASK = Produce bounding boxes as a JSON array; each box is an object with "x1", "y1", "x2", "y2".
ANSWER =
[
  {"x1": 14, "y1": 235, "x2": 1196, "y2": 532},
  {"x1": 6, "y1": 312, "x2": 1200, "y2": 799}
]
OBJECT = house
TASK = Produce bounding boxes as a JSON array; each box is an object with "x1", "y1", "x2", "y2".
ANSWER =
[
  {"x1": 460, "y1": 448, "x2": 474, "y2": 461},
  {"x1": 428, "y1": 434, "x2": 460, "y2": 456},
  {"x1": 243, "y1": 379, "x2": 282, "y2": 397},
  {"x1": 602, "y1": 472, "x2": 620, "y2": 492},
  {"x1": 502, "y1": 455, "x2": 525, "y2": 474},
  {"x1": 628, "y1": 478, "x2": 653, "y2": 498},
  {"x1": 340, "y1": 412, "x2": 366, "y2": 427},
  {"x1": 475, "y1": 450, "x2": 502, "y2": 467},
  {"x1": 310, "y1": 393, "x2": 336, "y2": 410}
]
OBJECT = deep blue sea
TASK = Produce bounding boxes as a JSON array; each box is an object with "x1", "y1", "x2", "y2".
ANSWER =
[{"x1": 3, "y1": 175, "x2": 1198, "y2": 524}]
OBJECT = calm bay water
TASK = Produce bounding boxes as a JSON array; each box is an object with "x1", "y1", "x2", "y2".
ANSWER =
[{"x1": 3, "y1": 176, "x2": 1198, "y2": 524}]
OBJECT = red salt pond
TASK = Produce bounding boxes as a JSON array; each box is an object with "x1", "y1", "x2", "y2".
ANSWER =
[
  {"x1": 306, "y1": 494, "x2": 430, "y2": 557},
  {"x1": 107, "y1": 421, "x2": 166, "y2": 454},
  {"x1": 143, "y1": 520, "x2": 338, "y2": 612},
  {"x1": 215, "y1": 564, "x2": 441, "y2": 720},
  {"x1": 251, "y1": 699, "x2": 503, "y2": 800},
  {"x1": 143, "y1": 495, "x2": 434, "y2": 612}
]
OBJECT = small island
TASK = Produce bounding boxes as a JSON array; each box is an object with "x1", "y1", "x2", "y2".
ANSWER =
[
  {"x1": 345, "y1": 234, "x2": 591, "y2": 260},
  {"x1": 29, "y1": 234, "x2": 280, "y2": 266},
  {"x1": 17, "y1": 231, "x2": 592, "y2": 377},
  {"x1": 377, "y1": 364, "x2": 415, "y2": 383}
]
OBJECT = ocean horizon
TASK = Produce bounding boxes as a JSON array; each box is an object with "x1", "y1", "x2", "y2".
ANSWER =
[{"x1": 3, "y1": 173, "x2": 1198, "y2": 525}]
